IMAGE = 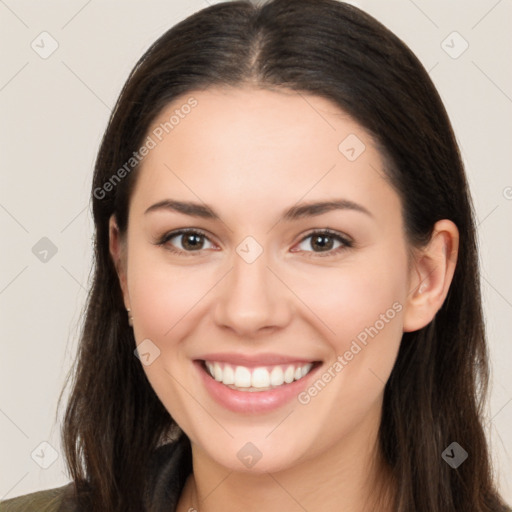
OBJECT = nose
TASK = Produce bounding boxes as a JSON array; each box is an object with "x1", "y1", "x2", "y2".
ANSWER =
[{"x1": 213, "y1": 245, "x2": 292, "y2": 338}]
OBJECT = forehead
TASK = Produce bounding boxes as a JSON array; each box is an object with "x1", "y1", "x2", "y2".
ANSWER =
[
  {"x1": 146, "y1": 86, "x2": 370, "y2": 172},
  {"x1": 130, "y1": 86, "x2": 400, "y2": 226}
]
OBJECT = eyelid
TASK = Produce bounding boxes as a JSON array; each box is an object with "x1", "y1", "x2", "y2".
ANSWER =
[{"x1": 297, "y1": 228, "x2": 352, "y2": 245}]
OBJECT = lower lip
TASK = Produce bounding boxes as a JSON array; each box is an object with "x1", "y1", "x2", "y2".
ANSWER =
[{"x1": 194, "y1": 360, "x2": 321, "y2": 414}]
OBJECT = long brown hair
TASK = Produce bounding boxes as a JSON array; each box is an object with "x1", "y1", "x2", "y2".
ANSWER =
[{"x1": 59, "y1": 0, "x2": 509, "y2": 510}]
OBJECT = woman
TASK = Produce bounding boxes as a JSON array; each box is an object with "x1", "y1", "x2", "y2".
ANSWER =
[{"x1": 2, "y1": 0, "x2": 510, "y2": 510}]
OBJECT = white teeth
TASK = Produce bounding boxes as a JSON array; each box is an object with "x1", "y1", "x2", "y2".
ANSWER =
[
  {"x1": 284, "y1": 365, "x2": 295, "y2": 383},
  {"x1": 223, "y1": 364, "x2": 235, "y2": 384},
  {"x1": 234, "y1": 366, "x2": 252, "y2": 387},
  {"x1": 270, "y1": 366, "x2": 284, "y2": 386},
  {"x1": 213, "y1": 362, "x2": 222, "y2": 382},
  {"x1": 251, "y1": 367, "x2": 269, "y2": 388},
  {"x1": 204, "y1": 361, "x2": 314, "y2": 391}
]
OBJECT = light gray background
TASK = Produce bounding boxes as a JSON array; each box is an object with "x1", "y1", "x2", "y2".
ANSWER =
[{"x1": 1, "y1": 0, "x2": 511, "y2": 502}]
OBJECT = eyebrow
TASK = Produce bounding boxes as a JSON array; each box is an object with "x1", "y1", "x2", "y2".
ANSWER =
[{"x1": 144, "y1": 198, "x2": 373, "y2": 221}]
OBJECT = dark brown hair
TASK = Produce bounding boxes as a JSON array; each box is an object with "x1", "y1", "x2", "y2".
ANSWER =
[{"x1": 59, "y1": 0, "x2": 509, "y2": 510}]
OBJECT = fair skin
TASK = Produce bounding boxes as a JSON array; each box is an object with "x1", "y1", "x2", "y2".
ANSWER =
[{"x1": 109, "y1": 87, "x2": 459, "y2": 512}]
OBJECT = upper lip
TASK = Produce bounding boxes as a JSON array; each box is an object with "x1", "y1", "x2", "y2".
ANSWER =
[{"x1": 195, "y1": 352, "x2": 321, "y2": 367}]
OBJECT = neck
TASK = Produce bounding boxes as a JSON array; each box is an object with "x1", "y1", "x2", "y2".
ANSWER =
[{"x1": 177, "y1": 411, "x2": 395, "y2": 512}]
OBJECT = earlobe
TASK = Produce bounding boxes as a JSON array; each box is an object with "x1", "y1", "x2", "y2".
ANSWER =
[
  {"x1": 108, "y1": 215, "x2": 130, "y2": 309},
  {"x1": 402, "y1": 220, "x2": 459, "y2": 333}
]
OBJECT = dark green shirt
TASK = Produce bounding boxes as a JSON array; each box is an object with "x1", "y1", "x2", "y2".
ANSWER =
[{"x1": 0, "y1": 435, "x2": 192, "y2": 512}]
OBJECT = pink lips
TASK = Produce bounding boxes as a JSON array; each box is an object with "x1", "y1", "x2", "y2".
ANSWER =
[{"x1": 193, "y1": 357, "x2": 322, "y2": 414}]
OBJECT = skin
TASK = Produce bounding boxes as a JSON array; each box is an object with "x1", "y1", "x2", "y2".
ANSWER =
[{"x1": 109, "y1": 86, "x2": 459, "y2": 512}]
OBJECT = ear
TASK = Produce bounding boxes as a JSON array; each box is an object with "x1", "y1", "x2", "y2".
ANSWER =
[
  {"x1": 108, "y1": 214, "x2": 130, "y2": 310},
  {"x1": 402, "y1": 219, "x2": 459, "y2": 333}
]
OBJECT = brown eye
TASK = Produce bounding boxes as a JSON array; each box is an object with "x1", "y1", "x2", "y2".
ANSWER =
[
  {"x1": 179, "y1": 232, "x2": 206, "y2": 251},
  {"x1": 294, "y1": 230, "x2": 353, "y2": 257},
  {"x1": 158, "y1": 229, "x2": 215, "y2": 255}
]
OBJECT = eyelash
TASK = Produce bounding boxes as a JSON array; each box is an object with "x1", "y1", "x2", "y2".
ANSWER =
[{"x1": 155, "y1": 228, "x2": 353, "y2": 258}]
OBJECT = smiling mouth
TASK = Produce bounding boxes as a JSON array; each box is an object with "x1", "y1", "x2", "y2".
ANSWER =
[{"x1": 198, "y1": 359, "x2": 322, "y2": 392}]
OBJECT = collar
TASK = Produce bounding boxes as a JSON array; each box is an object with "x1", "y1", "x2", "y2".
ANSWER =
[{"x1": 145, "y1": 433, "x2": 193, "y2": 512}]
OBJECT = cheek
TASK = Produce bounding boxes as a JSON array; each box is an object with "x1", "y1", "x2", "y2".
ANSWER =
[
  {"x1": 307, "y1": 252, "x2": 407, "y2": 350},
  {"x1": 125, "y1": 247, "x2": 207, "y2": 420},
  {"x1": 304, "y1": 244, "x2": 407, "y2": 399},
  {"x1": 292, "y1": 259, "x2": 406, "y2": 449},
  {"x1": 127, "y1": 246, "x2": 209, "y2": 339}
]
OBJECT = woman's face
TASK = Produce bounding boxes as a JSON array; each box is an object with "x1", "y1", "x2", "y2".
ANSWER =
[{"x1": 111, "y1": 86, "x2": 423, "y2": 473}]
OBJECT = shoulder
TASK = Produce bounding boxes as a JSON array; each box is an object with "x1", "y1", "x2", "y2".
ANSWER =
[
  {"x1": 0, "y1": 482, "x2": 77, "y2": 512},
  {"x1": 1, "y1": 436, "x2": 192, "y2": 512}
]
